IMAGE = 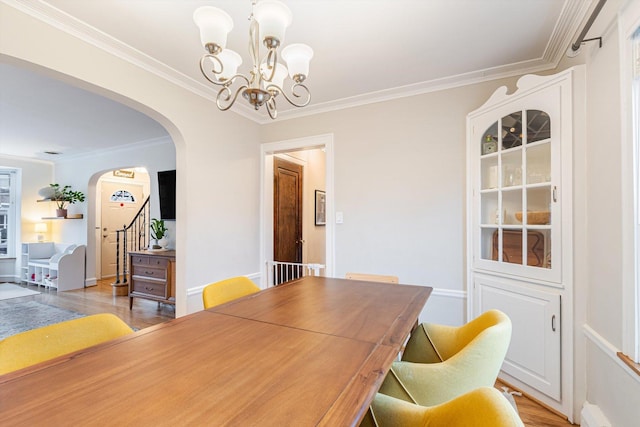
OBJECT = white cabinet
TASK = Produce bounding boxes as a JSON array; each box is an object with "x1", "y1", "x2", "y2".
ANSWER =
[
  {"x1": 472, "y1": 79, "x2": 562, "y2": 284},
  {"x1": 467, "y1": 67, "x2": 583, "y2": 415},
  {"x1": 21, "y1": 242, "x2": 54, "y2": 285},
  {"x1": 474, "y1": 274, "x2": 561, "y2": 400},
  {"x1": 20, "y1": 242, "x2": 86, "y2": 291}
]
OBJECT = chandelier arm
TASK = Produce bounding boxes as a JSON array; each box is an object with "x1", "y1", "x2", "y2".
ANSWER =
[
  {"x1": 199, "y1": 54, "x2": 225, "y2": 86},
  {"x1": 249, "y1": 16, "x2": 260, "y2": 86},
  {"x1": 216, "y1": 84, "x2": 248, "y2": 111},
  {"x1": 199, "y1": 55, "x2": 251, "y2": 89},
  {"x1": 273, "y1": 83, "x2": 311, "y2": 108},
  {"x1": 266, "y1": 96, "x2": 278, "y2": 119},
  {"x1": 261, "y1": 48, "x2": 278, "y2": 83}
]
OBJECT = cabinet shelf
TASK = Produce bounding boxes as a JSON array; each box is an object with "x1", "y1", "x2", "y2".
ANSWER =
[
  {"x1": 480, "y1": 151, "x2": 499, "y2": 159},
  {"x1": 525, "y1": 182, "x2": 551, "y2": 189}
]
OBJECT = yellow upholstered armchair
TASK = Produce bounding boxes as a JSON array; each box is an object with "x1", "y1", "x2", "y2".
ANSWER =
[
  {"x1": 202, "y1": 276, "x2": 260, "y2": 309},
  {"x1": 378, "y1": 309, "x2": 512, "y2": 407},
  {"x1": 362, "y1": 387, "x2": 524, "y2": 427},
  {"x1": 0, "y1": 313, "x2": 133, "y2": 375}
]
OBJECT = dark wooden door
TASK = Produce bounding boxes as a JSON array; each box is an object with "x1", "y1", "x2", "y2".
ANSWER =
[{"x1": 274, "y1": 157, "x2": 303, "y2": 264}]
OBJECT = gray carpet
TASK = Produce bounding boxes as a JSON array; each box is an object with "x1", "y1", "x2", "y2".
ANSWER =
[{"x1": 0, "y1": 300, "x2": 85, "y2": 340}]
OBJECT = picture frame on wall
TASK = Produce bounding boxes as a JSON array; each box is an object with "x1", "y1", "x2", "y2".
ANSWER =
[{"x1": 315, "y1": 190, "x2": 326, "y2": 226}]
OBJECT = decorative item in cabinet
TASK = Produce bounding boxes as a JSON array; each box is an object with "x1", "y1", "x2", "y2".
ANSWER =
[
  {"x1": 129, "y1": 250, "x2": 176, "y2": 309},
  {"x1": 492, "y1": 230, "x2": 547, "y2": 268}
]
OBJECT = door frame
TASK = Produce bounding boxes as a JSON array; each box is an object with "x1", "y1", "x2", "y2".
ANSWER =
[
  {"x1": 95, "y1": 171, "x2": 150, "y2": 280},
  {"x1": 99, "y1": 180, "x2": 145, "y2": 279},
  {"x1": 260, "y1": 134, "x2": 335, "y2": 286}
]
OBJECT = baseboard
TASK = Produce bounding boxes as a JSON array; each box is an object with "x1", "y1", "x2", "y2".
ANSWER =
[
  {"x1": 187, "y1": 272, "x2": 262, "y2": 296},
  {"x1": 581, "y1": 402, "x2": 611, "y2": 427},
  {"x1": 430, "y1": 288, "x2": 466, "y2": 299}
]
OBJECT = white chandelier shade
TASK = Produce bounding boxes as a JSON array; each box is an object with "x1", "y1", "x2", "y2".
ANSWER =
[
  {"x1": 216, "y1": 49, "x2": 243, "y2": 81},
  {"x1": 193, "y1": 0, "x2": 313, "y2": 119},
  {"x1": 261, "y1": 62, "x2": 288, "y2": 89},
  {"x1": 282, "y1": 43, "x2": 314, "y2": 79},
  {"x1": 193, "y1": 6, "x2": 233, "y2": 51},
  {"x1": 253, "y1": 0, "x2": 292, "y2": 45}
]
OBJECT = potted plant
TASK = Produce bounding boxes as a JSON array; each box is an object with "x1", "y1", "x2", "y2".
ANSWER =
[
  {"x1": 49, "y1": 184, "x2": 86, "y2": 218},
  {"x1": 150, "y1": 218, "x2": 168, "y2": 249}
]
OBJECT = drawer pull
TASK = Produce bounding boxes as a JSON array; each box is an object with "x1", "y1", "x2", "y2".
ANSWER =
[
  {"x1": 145, "y1": 286, "x2": 155, "y2": 291},
  {"x1": 144, "y1": 271, "x2": 154, "y2": 275}
]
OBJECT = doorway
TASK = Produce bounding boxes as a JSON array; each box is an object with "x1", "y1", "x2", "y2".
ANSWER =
[
  {"x1": 96, "y1": 169, "x2": 150, "y2": 280},
  {"x1": 261, "y1": 134, "x2": 335, "y2": 286}
]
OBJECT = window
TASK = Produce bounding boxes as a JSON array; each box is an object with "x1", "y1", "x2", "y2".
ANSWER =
[
  {"x1": 110, "y1": 189, "x2": 136, "y2": 203},
  {"x1": 0, "y1": 170, "x2": 17, "y2": 258}
]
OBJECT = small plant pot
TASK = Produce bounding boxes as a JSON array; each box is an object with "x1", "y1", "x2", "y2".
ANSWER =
[{"x1": 56, "y1": 208, "x2": 68, "y2": 218}]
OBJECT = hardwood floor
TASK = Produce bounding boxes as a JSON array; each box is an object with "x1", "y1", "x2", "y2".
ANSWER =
[
  {"x1": 6, "y1": 281, "x2": 575, "y2": 425},
  {"x1": 11, "y1": 278, "x2": 174, "y2": 330},
  {"x1": 495, "y1": 380, "x2": 576, "y2": 426}
]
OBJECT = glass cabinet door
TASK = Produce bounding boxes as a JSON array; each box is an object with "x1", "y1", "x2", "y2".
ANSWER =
[{"x1": 478, "y1": 109, "x2": 553, "y2": 271}]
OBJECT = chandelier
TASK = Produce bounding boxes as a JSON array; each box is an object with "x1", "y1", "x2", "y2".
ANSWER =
[{"x1": 193, "y1": 0, "x2": 313, "y2": 119}]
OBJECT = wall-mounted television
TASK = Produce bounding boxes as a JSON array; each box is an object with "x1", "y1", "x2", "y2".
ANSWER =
[{"x1": 157, "y1": 170, "x2": 176, "y2": 220}]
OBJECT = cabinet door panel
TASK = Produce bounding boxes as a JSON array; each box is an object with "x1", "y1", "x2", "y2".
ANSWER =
[
  {"x1": 472, "y1": 84, "x2": 562, "y2": 285},
  {"x1": 475, "y1": 276, "x2": 561, "y2": 401}
]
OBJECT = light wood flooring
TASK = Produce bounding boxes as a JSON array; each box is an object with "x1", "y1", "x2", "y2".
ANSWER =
[
  {"x1": 8, "y1": 280, "x2": 575, "y2": 426},
  {"x1": 11, "y1": 278, "x2": 174, "y2": 330},
  {"x1": 495, "y1": 379, "x2": 576, "y2": 426}
]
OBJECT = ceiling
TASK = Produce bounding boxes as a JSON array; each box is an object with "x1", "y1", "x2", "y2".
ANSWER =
[{"x1": 0, "y1": 0, "x2": 594, "y2": 160}]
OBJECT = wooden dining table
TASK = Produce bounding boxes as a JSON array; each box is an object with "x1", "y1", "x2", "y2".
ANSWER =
[{"x1": 0, "y1": 276, "x2": 431, "y2": 426}]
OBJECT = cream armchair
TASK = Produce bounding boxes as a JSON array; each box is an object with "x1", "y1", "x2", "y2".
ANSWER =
[
  {"x1": 378, "y1": 309, "x2": 512, "y2": 407},
  {"x1": 362, "y1": 387, "x2": 523, "y2": 427}
]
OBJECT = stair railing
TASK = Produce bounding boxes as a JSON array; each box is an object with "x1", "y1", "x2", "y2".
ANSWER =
[{"x1": 113, "y1": 196, "x2": 150, "y2": 285}]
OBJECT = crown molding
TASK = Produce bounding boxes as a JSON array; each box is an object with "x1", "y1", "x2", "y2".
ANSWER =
[
  {"x1": 543, "y1": 0, "x2": 594, "y2": 63},
  {"x1": 50, "y1": 136, "x2": 174, "y2": 163},
  {"x1": 5, "y1": 0, "x2": 590, "y2": 125}
]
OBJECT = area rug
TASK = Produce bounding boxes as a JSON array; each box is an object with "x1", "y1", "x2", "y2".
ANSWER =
[
  {"x1": 0, "y1": 283, "x2": 40, "y2": 301},
  {"x1": 0, "y1": 300, "x2": 85, "y2": 340}
]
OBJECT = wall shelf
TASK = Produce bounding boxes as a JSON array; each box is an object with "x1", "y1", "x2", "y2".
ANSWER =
[{"x1": 41, "y1": 216, "x2": 83, "y2": 220}]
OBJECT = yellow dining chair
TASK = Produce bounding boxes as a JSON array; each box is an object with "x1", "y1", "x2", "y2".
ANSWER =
[
  {"x1": 378, "y1": 309, "x2": 512, "y2": 407},
  {"x1": 202, "y1": 276, "x2": 261, "y2": 309},
  {"x1": 361, "y1": 387, "x2": 524, "y2": 427},
  {"x1": 345, "y1": 272, "x2": 399, "y2": 284},
  {"x1": 0, "y1": 313, "x2": 134, "y2": 375}
]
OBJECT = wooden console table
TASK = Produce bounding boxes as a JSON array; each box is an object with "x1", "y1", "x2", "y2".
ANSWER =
[{"x1": 128, "y1": 250, "x2": 175, "y2": 309}]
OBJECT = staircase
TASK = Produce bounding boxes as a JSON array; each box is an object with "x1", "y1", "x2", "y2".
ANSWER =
[{"x1": 111, "y1": 196, "x2": 150, "y2": 296}]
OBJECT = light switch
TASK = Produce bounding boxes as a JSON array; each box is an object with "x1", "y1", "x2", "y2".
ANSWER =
[{"x1": 336, "y1": 211, "x2": 344, "y2": 224}]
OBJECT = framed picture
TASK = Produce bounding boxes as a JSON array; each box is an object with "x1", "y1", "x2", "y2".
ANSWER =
[{"x1": 315, "y1": 190, "x2": 326, "y2": 226}]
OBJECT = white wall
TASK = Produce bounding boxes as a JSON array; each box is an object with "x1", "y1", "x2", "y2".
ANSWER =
[
  {"x1": 578, "y1": 0, "x2": 640, "y2": 425},
  {"x1": 52, "y1": 140, "x2": 175, "y2": 285},
  {"x1": 0, "y1": 3, "x2": 261, "y2": 316},
  {"x1": 305, "y1": 149, "x2": 326, "y2": 265},
  {"x1": 0, "y1": 156, "x2": 54, "y2": 280},
  {"x1": 261, "y1": 79, "x2": 518, "y2": 326}
]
